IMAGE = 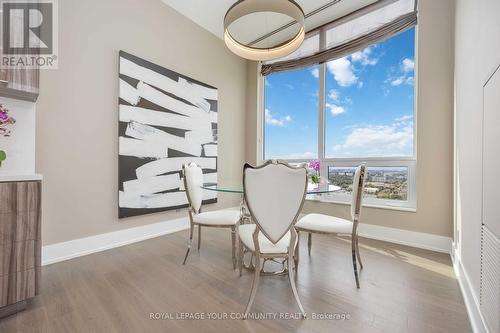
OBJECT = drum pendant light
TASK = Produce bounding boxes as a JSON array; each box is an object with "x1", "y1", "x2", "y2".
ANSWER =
[{"x1": 223, "y1": 0, "x2": 305, "y2": 61}]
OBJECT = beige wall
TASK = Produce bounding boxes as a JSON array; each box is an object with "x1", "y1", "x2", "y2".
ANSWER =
[
  {"x1": 454, "y1": 0, "x2": 500, "y2": 300},
  {"x1": 246, "y1": 0, "x2": 455, "y2": 237},
  {"x1": 36, "y1": 0, "x2": 247, "y2": 245}
]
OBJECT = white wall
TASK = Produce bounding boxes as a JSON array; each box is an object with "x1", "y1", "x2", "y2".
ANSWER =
[
  {"x1": 0, "y1": 97, "x2": 35, "y2": 175},
  {"x1": 455, "y1": 0, "x2": 500, "y2": 296},
  {"x1": 454, "y1": 0, "x2": 500, "y2": 331}
]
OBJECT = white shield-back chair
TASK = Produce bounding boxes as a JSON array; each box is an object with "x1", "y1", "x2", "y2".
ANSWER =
[
  {"x1": 295, "y1": 164, "x2": 367, "y2": 288},
  {"x1": 238, "y1": 161, "x2": 308, "y2": 318},
  {"x1": 182, "y1": 163, "x2": 241, "y2": 267}
]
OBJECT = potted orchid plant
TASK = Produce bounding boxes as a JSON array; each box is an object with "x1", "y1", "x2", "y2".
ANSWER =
[
  {"x1": 0, "y1": 103, "x2": 16, "y2": 167},
  {"x1": 308, "y1": 159, "x2": 321, "y2": 185}
]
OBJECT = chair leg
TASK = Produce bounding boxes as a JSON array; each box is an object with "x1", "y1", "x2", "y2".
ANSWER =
[
  {"x1": 231, "y1": 226, "x2": 236, "y2": 269},
  {"x1": 352, "y1": 235, "x2": 360, "y2": 288},
  {"x1": 197, "y1": 225, "x2": 201, "y2": 250},
  {"x1": 238, "y1": 240, "x2": 244, "y2": 277},
  {"x1": 288, "y1": 255, "x2": 306, "y2": 318},
  {"x1": 182, "y1": 223, "x2": 194, "y2": 265},
  {"x1": 294, "y1": 231, "x2": 300, "y2": 269},
  {"x1": 244, "y1": 255, "x2": 261, "y2": 318},
  {"x1": 307, "y1": 232, "x2": 312, "y2": 256},
  {"x1": 355, "y1": 235, "x2": 363, "y2": 270}
]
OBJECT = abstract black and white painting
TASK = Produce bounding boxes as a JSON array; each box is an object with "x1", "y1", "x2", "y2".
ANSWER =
[{"x1": 118, "y1": 51, "x2": 218, "y2": 218}]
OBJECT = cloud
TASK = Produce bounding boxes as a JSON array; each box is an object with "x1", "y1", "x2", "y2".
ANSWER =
[
  {"x1": 265, "y1": 109, "x2": 292, "y2": 127},
  {"x1": 323, "y1": 47, "x2": 381, "y2": 87},
  {"x1": 327, "y1": 57, "x2": 358, "y2": 87},
  {"x1": 326, "y1": 103, "x2": 346, "y2": 116},
  {"x1": 402, "y1": 58, "x2": 414, "y2": 72},
  {"x1": 332, "y1": 116, "x2": 414, "y2": 156},
  {"x1": 311, "y1": 68, "x2": 319, "y2": 78},
  {"x1": 327, "y1": 89, "x2": 349, "y2": 115},
  {"x1": 395, "y1": 114, "x2": 413, "y2": 123},
  {"x1": 284, "y1": 83, "x2": 294, "y2": 89},
  {"x1": 390, "y1": 77, "x2": 405, "y2": 86},
  {"x1": 351, "y1": 47, "x2": 379, "y2": 66},
  {"x1": 386, "y1": 58, "x2": 415, "y2": 87},
  {"x1": 328, "y1": 89, "x2": 340, "y2": 102}
]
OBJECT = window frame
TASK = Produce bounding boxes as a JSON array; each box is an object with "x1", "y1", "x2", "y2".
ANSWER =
[{"x1": 260, "y1": 32, "x2": 417, "y2": 210}]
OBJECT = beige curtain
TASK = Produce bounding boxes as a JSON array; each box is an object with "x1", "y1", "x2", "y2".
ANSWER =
[{"x1": 261, "y1": 0, "x2": 417, "y2": 75}]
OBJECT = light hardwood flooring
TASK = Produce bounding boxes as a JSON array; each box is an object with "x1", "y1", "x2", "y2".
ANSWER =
[{"x1": 0, "y1": 228, "x2": 471, "y2": 333}]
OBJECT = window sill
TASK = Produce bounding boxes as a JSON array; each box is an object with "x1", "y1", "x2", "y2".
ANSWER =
[{"x1": 305, "y1": 196, "x2": 417, "y2": 213}]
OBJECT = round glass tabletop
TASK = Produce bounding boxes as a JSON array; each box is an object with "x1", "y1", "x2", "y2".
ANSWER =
[{"x1": 200, "y1": 183, "x2": 341, "y2": 195}]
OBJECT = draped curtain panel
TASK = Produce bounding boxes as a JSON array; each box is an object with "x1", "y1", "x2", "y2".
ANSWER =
[
  {"x1": 261, "y1": 0, "x2": 417, "y2": 75},
  {"x1": 117, "y1": 51, "x2": 218, "y2": 218}
]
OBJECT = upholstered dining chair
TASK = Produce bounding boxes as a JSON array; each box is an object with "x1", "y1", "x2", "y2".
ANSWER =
[
  {"x1": 182, "y1": 163, "x2": 241, "y2": 267},
  {"x1": 238, "y1": 161, "x2": 308, "y2": 318},
  {"x1": 295, "y1": 164, "x2": 367, "y2": 288}
]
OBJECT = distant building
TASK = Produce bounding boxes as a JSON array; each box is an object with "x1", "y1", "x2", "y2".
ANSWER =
[
  {"x1": 364, "y1": 187, "x2": 379, "y2": 194},
  {"x1": 372, "y1": 175, "x2": 386, "y2": 182}
]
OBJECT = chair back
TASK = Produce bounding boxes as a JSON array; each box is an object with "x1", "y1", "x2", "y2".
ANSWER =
[
  {"x1": 350, "y1": 164, "x2": 367, "y2": 221},
  {"x1": 243, "y1": 161, "x2": 307, "y2": 244},
  {"x1": 183, "y1": 163, "x2": 203, "y2": 214}
]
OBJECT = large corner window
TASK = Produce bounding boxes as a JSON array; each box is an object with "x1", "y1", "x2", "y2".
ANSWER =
[{"x1": 263, "y1": 28, "x2": 416, "y2": 209}]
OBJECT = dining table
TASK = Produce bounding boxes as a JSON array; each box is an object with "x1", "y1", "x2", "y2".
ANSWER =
[
  {"x1": 200, "y1": 182, "x2": 341, "y2": 275},
  {"x1": 200, "y1": 183, "x2": 341, "y2": 195}
]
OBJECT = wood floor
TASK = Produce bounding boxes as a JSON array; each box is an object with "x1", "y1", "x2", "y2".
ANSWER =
[{"x1": 0, "y1": 228, "x2": 471, "y2": 333}]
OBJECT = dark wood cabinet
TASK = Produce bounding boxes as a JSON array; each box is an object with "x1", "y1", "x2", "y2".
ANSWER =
[{"x1": 0, "y1": 180, "x2": 41, "y2": 318}]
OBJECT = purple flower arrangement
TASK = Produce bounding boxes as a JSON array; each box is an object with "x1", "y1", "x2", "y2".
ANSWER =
[
  {"x1": 0, "y1": 103, "x2": 16, "y2": 166},
  {"x1": 308, "y1": 159, "x2": 320, "y2": 184},
  {"x1": 0, "y1": 104, "x2": 15, "y2": 137}
]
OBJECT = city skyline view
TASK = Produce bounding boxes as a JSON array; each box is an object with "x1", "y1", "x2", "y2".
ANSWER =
[{"x1": 328, "y1": 166, "x2": 409, "y2": 201}]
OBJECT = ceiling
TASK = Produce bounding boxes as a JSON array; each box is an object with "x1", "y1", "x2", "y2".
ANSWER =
[{"x1": 161, "y1": 0, "x2": 378, "y2": 44}]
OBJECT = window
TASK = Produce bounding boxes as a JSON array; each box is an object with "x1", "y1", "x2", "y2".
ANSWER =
[
  {"x1": 264, "y1": 65, "x2": 319, "y2": 159},
  {"x1": 262, "y1": 28, "x2": 416, "y2": 209}
]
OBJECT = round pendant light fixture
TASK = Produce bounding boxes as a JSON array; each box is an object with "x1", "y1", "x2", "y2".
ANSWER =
[{"x1": 224, "y1": 0, "x2": 305, "y2": 61}]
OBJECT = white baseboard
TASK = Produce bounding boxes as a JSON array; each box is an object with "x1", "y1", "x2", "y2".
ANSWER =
[
  {"x1": 451, "y1": 246, "x2": 489, "y2": 333},
  {"x1": 42, "y1": 217, "x2": 189, "y2": 266},
  {"x1": 358, "y1": 223, "x2": 452, "y2": 253},
  {"x1": 42, "y1": 211, "x2": 452, "y2": 266}
]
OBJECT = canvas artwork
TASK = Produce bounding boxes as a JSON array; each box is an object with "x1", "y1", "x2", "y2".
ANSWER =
[{"x1": 118, "y1": 51, "x2": 218, "y2": 218}]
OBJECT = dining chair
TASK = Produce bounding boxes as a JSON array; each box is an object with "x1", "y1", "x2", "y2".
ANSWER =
[
  {"x1": 295, "y1": 164, "x2": 367, "y2": 288},
  {"x1": 182, "y1": 163, "x2": 241, "y2": 267},
  {"x1": 238, "y1": 160, "x2": 308, "y2": 318}
]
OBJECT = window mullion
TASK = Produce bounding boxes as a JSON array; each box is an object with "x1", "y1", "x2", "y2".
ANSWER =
[
  {"x1": 318, "y1": 28, "x2": 327, "y2": 178},
  {"x1": 318, "y1": 63, "x2": 326, "y2": 164}
]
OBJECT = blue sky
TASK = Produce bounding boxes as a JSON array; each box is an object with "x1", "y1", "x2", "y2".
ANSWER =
[{"x1": 264, "y1": 28, "x2": 415, "y2": 159}]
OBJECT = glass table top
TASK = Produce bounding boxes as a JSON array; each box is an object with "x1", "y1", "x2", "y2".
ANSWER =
[{"x1": 201, "y1": 183, "x2": 341, "y2": 195}]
